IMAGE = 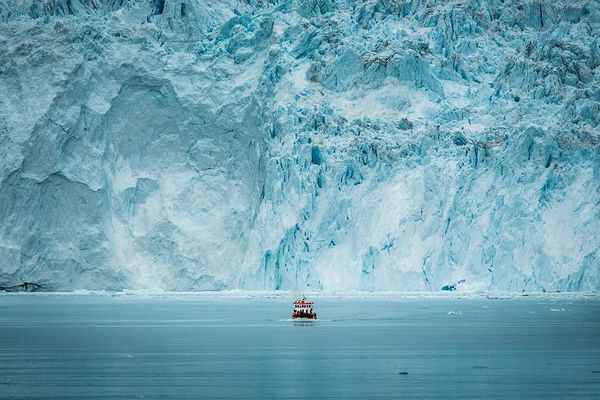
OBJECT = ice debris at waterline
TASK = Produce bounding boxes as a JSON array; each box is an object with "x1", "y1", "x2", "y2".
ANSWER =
[{"x1": 0, "y1": 0, "x2": 598, "y2": 292}]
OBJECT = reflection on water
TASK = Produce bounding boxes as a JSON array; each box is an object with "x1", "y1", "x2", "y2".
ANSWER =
[
  {"x1": 293, "y1": 320, "x2": 317, "y2": 327},
  {"x1": 0, "y1": 295, "x2": 599, "y2": 399}
]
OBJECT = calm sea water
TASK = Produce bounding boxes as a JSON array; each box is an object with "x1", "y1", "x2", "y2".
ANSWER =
[{"x1": 0, "y1": 294, "x2": 599, "y2": 399}]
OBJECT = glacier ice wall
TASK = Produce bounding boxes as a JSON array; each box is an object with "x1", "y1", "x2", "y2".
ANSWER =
[{"x1": 0, "y1": 0, "x2": 598, "y2": 291}]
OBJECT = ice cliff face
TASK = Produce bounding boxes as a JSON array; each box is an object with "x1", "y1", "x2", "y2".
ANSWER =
[{"x1": 0, "y1": 0, "x2": 598, "y2": 291}]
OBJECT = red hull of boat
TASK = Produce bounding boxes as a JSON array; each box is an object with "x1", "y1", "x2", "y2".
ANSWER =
[{"x1": 292, "y1": 311, "x2": 317, "y2": 320}]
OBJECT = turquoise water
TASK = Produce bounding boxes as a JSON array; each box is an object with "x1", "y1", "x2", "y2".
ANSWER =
[{"x1": 1, "y1": 295, "x2": 599, "y2": 399}]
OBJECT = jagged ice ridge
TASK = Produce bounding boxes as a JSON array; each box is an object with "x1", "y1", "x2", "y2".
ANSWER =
[{"x1": 0, "y1": 0, "x2": 599, "y2": 291}]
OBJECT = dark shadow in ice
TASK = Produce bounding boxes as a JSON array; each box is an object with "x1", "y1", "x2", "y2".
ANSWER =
[{"x1": 0, "y1": 282, "x2": 45, "y2": 292}]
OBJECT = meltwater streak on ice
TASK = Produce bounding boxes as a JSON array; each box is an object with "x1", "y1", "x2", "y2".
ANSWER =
[
  {"x1": 0, "y1": 0, "x2": 599, "y2": 292},
  {"x1": 1, "y1": 295, "x2": 600, "y2": 399}
]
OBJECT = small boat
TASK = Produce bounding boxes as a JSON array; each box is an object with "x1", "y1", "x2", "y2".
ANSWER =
[{"x1": 292, "y1": 296, "x2": 317, "y2": 320}]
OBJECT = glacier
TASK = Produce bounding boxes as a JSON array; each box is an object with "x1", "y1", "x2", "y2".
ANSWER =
[{"x1": 0, "y1": 0, "x2": 598, "y2": 292}]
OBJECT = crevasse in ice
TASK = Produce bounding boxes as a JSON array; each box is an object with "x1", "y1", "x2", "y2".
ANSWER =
[{"x1": 0, "y1": 0, "x2": 598, "y2": 291}]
